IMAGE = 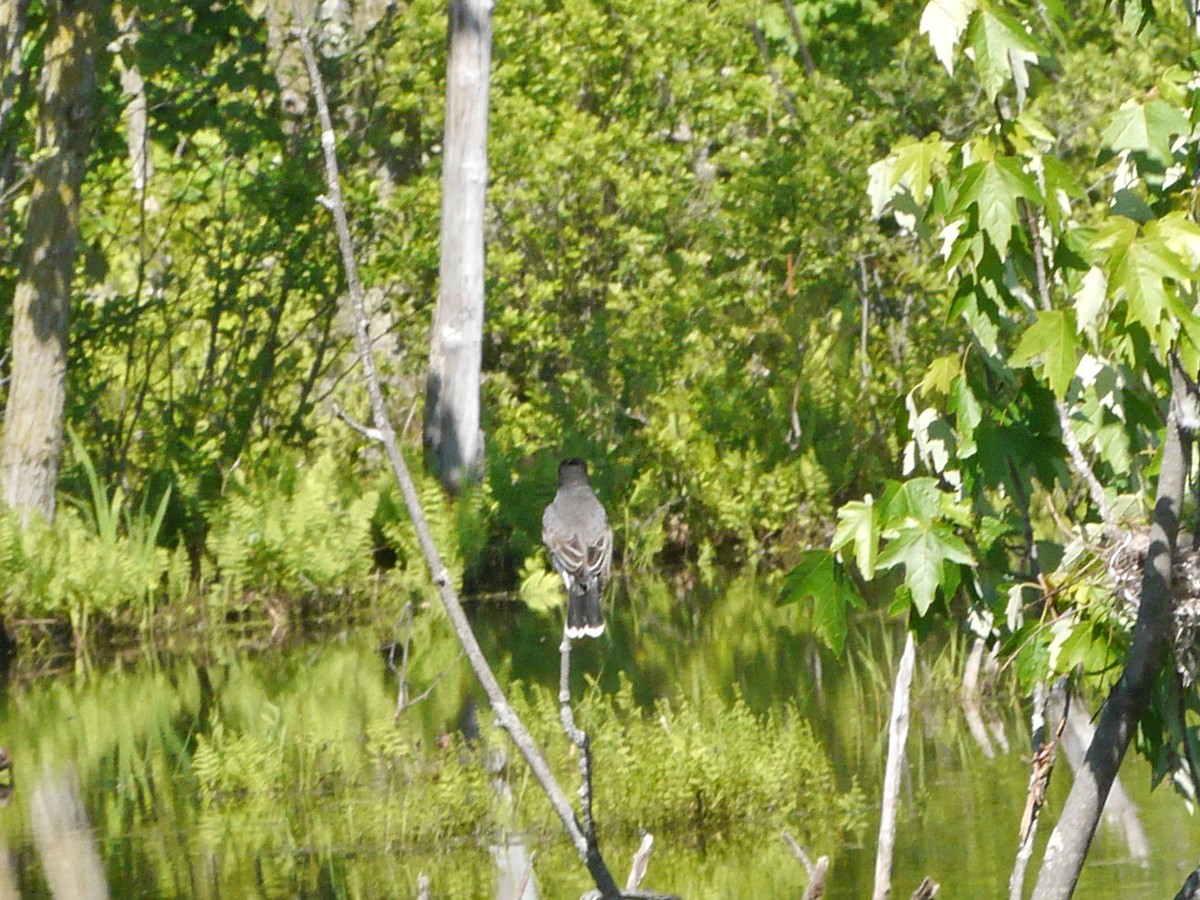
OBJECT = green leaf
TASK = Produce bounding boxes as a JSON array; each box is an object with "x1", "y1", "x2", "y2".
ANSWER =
[
  {"x1": 868, "y1": 136, "x2": 952, "y2": 218},
  {"x1": 920, "y1": 0, "x2": 978, "y2": 73},
  {"x1": 951, "y1": 157, "x2": 1041, "y2": 258},
  {"x1": 881, "y1": 478, "x2": 942, "y2": 526},
  {"x1": 966, "y1": 9, "x2": 1045, "y2": 106},
  {"x1": 779, "y1": 551, "x2": 862, "y2": 655},
  {"x1": 1100, "y1": 98, "x2": 1191, "y2": 167},
  {"x1": 1094, "y1": 218, "x2": 1193, "y2": 345},
  {"x1": 920, "y1": 354, "x2": 961, "y2": 396},
  {"x1": 831, "y1": 496, "x2": 880, "y2": 579},
  {"x1": 876, "y1": 522, "x2": 975, "y2": 614},
  {"x1": 1010, "y1": 309, "x2": 1078, "y2": 398}
]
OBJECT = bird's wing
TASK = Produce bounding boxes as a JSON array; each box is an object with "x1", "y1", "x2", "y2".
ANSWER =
[{"x1": 586, "y1": 526, "x2": 613, "y2": 585}]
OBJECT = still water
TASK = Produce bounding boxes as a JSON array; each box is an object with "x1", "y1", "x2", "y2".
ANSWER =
[{"x1": 0, "y1": 575, "x2": 1197, "y2": 898}]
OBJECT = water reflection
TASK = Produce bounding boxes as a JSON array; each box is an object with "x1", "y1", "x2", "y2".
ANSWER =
[{"x1": 0, "y1": 575, "x2": 1195, "y2": 898}]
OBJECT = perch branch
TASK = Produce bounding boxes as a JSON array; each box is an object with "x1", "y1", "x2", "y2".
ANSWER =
[
  {"x1": 560, "y1": 635, "x2": 598, "y2": 839},
  {"x1": 289, "y1": 7, "x2": 625, "y2": 897}
]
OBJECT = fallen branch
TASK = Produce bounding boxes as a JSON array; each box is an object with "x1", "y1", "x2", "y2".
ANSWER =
[
  {"x1": 289, "y1": 6, "x2": 628, "y2": 896},
  {"x1": 626, "y1": 834, "x2": 654, "y2": 893}
]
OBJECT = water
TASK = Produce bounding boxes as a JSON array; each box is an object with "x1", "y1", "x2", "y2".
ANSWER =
[{"x1": 0, "y1": 575, "x2": 1197, "y2": 898}]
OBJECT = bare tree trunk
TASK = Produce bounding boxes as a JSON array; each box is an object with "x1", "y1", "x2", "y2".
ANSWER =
[
  {"x1": 1032, "y1": 362, "x2": 1192, "y2": 899},
  {"x1": 424, "y1": 0, "x2": 490, "y2": 492},
  {"x1": 0, "y1": 0, "x2": 102, "y2": 523},
  {"x1": 0, "y1": 0, "x2": 30, "y2": 194},
  {"x1": 112, "y1": 6, "x2": 152, "y2": 196},
  {"x1": 874, "y1": 630, "x2": 916, "y2": 900}
]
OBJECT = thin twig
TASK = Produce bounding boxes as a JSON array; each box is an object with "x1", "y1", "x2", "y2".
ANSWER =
[
  {"x1": 1020, "y1": 198, "x2": 1118, "y2": 536},
  {"x1": 749, "y1": 23, "x2": 798, "y2": 118},
  {"x1": 780, "y1": 0, "x2": 817, "y2": 76},
  {"x1": 783, "y1": 831, "x2": 829, "y2": 899},
  {"x1": 333, "y1": 402, "x2": 383, "y2": 442}
]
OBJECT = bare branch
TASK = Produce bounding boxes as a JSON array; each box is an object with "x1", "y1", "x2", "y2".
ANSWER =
[
  {"x1": 626, "y1": 834, "x2": 654, "y2": 893},
  {"x1": 289, "y1": 7, "x2": 623, "y2": 896},
  {"x1": 333, "y1": 402, "x2": 383, "y2": 443},
  {"x1": 780, "y1": 0, "x2": 817, "y2": 76}
]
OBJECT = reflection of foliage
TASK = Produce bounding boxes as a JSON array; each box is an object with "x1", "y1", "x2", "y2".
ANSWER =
[
  {"x1": 0, "y1": 628, "x2": 866, "y2": 896},
  {"x1": 507, "y1": 676, "x2": 865, "y2": 845}
]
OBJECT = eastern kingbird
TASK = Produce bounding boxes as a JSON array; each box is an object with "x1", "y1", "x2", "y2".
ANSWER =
[{"x1": 542, "y1": 458, "x2": 612, "y2": 639}]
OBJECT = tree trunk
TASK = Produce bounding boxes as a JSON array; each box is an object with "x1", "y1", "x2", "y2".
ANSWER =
[
  {"x1": 1031, "y1": 363, "x2": 1192, "y2": 899},
  {"x1": 424, "y1": 0, "x2": 490, "y2": 492},
  {"x1": 0, "y1": 0, "x2": 102, "y2": 523},
  {"x1": 0, "y1": 0, "x2": 31, "y2": 224}
]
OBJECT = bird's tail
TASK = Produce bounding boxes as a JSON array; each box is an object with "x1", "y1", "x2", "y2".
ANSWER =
[{"x1": 565, "y1": 581, "x2": 605, "y2": 639}]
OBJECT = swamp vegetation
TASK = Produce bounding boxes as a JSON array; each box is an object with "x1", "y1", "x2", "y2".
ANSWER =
[{"x1": 3, "y1": 0, "x2": 1200, "y2": 895}]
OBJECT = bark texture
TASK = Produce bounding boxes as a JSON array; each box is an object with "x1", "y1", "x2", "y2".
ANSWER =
[
  {"x1": 424, "y1": 0, "x2": 491, "y2": 491},
  {"x1": 0, "y1": 0, "x2": 102, "y2": 522},
  {"x1": 1032, "y1": 363, "x2": 1192, "y2": 899}
]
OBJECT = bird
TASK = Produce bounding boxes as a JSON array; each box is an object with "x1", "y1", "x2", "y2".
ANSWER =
[{"x1": 542, "y1": 458, "x2": 612, "y2": 639}]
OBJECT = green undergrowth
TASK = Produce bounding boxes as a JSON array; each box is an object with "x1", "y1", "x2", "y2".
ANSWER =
[{"x1": 0, "y1": 445, "x2": 491, "y2": 647}]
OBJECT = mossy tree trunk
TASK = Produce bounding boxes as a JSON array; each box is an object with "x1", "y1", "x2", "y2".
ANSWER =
[
  {"x1": 0, "y1": 0, "x2": 103, "y2": 523},
  {"x1": 424, "y1": 0, "x2": 491, "y2": 493}
]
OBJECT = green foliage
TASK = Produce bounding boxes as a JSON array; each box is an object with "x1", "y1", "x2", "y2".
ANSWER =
[
  {"x1": 801, "y1": 0, "x2": 1200, "y2": 808},
  {"x1": 0, "y1": 442, "x2": 180, "y2": 634},
  {"x1": 207, "y1": 451, "x2": 379, "y2": 604}
]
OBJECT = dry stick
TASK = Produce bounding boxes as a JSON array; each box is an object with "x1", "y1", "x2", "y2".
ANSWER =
[
  {"x1": 780, "y1": 0, "x2": 817, "y2": 76},
  {"x1": 559, "y1": 636, "x2": 598, "y2": 842},
  {"x1": 873, "y1": 631, "x2": 917, "y2": 900},
  {"x1": 625, "y1": 834, "x2": 654, "y2": 893},
  {"x1": 1009, "y1": 678, "x2": 1069, "y2": 900},
  {"x1": 749, "y1": 23, "x2": 798, "y2": 118},
  {"x1": 782, "y1": 831, "x2": 829, "y2": 900},
  {"x1": 287, "y1": 9, "x2": 627, "y2": 898}
]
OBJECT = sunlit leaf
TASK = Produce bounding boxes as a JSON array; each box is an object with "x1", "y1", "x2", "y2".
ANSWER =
[
  {"x1": 881, "y1": 478, "x2": 942, "y2": 526},
  {"x1": 920, "y1": 0, "x2": 977, "y2": 74},
  {"x1": 877, "y1": 522, "x2": 974, "y2": 614},
  {"x1": 831, "y1": 496, "x2": 880, "y2": 579},
  {"x1": 966, "y1": 9, "x2": 1046, "y2": 105},
  {"x1": 1010, "y1": 309, "x2": 1078, "y2": 398},
  {"x1": 951, "y1": 157, "x2": 1042, "y2": 257},
  {"x1": 1100, "y1": 98, "x2": 1190, "y2": 167}
]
